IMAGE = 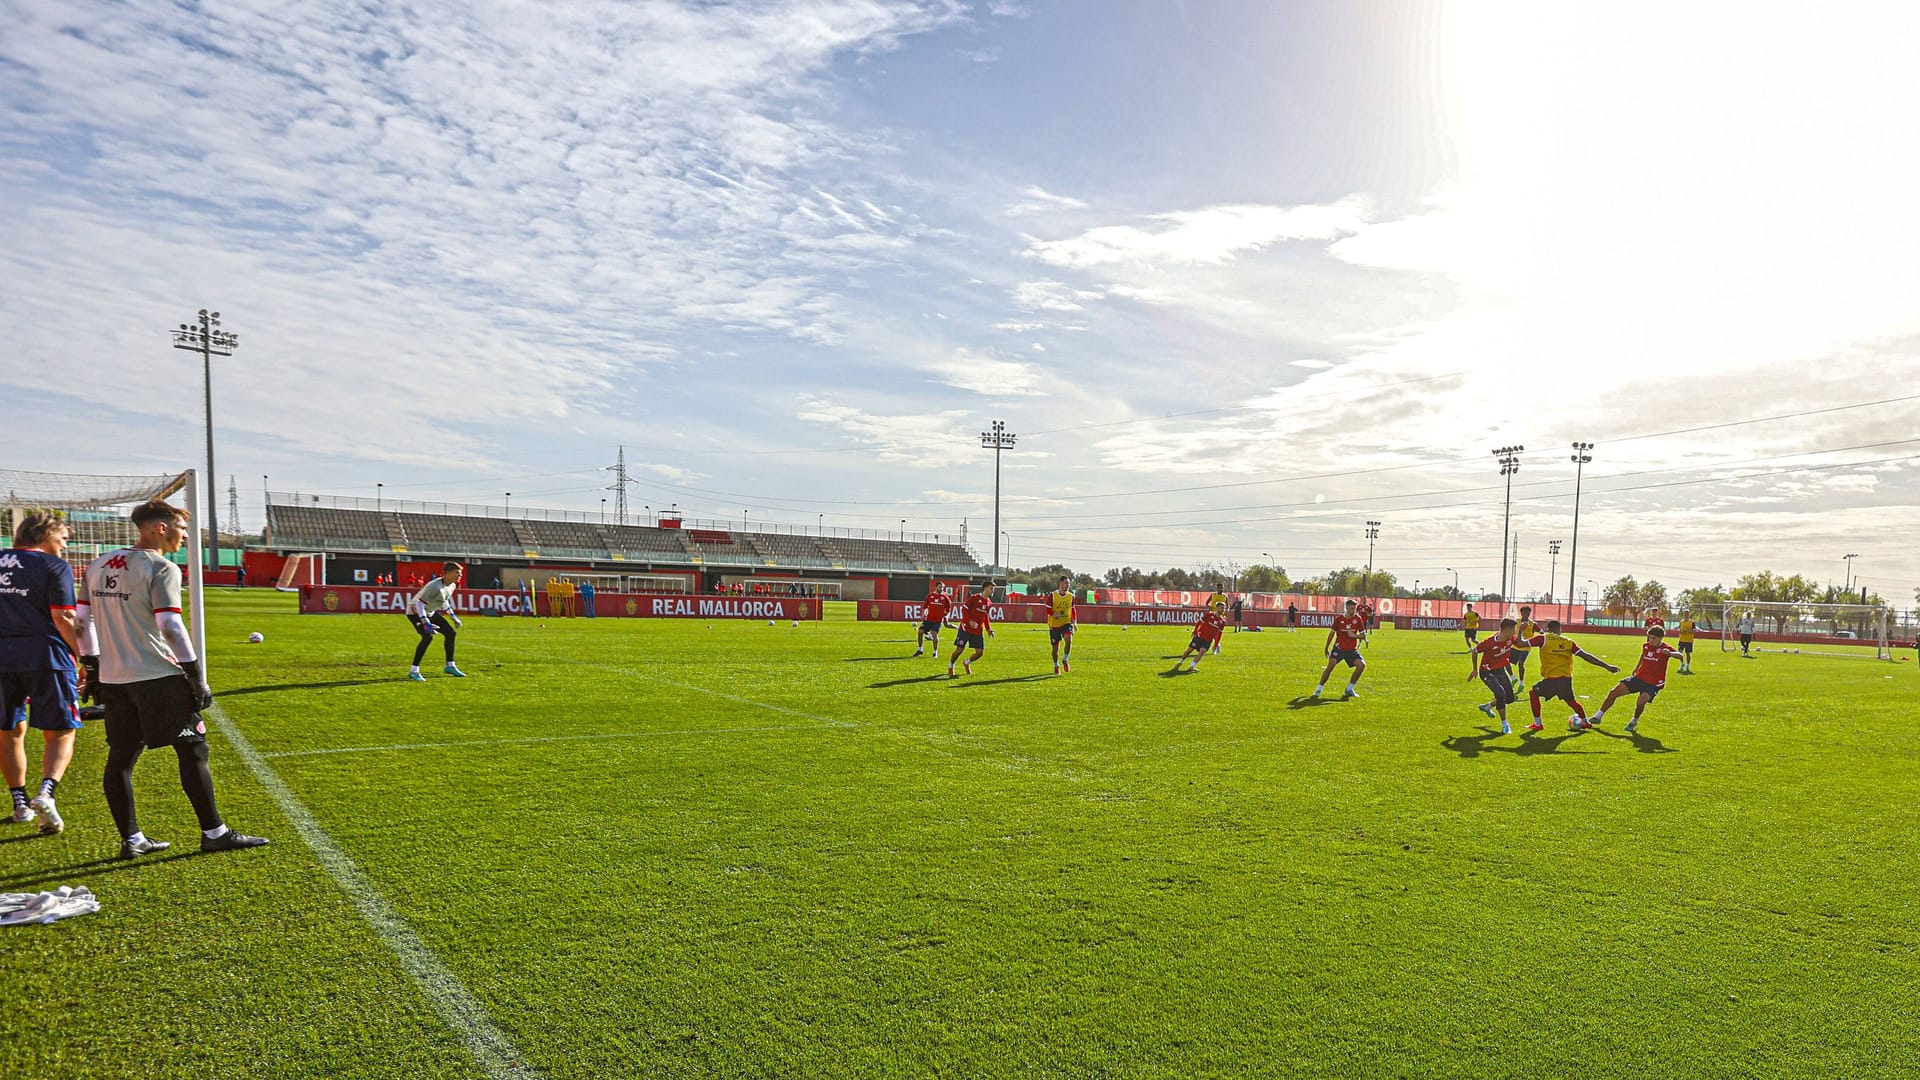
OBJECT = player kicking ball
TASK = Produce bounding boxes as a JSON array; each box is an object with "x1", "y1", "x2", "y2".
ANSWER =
[
  {"x1": 1470, "y1": 618, "x2": 1520, "y2": 733},
  {"x1": 1312, "y1": 600, "x2": 1367, "y2": 698},
  {"x1": 914, "y1": 585, "x2": 954, "y2": 659},
  {"x1": 1046, "y1": 576, "x2": 1075, "y2": 674},
  {"x1": 948, "y1": 589, "x2": 993, "y2": 677},
  {"x1": 1174, "y1": 607, "x2": 1227, "y2": 671},
  {"x1": 1590, "y1": 626, "x2": 1682, "y2": 733},
  {"x1": 1522, "y1": 619, "x2": 1619, "y2": 730}
]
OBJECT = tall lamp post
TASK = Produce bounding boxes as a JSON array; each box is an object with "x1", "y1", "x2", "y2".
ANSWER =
[
  {"x1": 171, "y1": 309, "x2": 239, "y2": 574},
  {"x1": 1567, "y1": 441, "x2": 1593, "y2": 624},
  {"x1": 1843, "y1": 553, "x2": 1860, "y2": 592},
  {"x1": 1547, "y1": 539, "x2": 1563, "y2": 612},
  {"x1": 1492, "y1": 446, "x2": 1522, "y2": 612},
  {"x1": 1446, "y1": 567, "x2": 1459, "y2": 595},
  {"x1": 1364, "y1": 520, "x2": 1381, "y2": 598},
  {"x1": 981, "y1": 420, "x2": 1017, "y2": 582}
]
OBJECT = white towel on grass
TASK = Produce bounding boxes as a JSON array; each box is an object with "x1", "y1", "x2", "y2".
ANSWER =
[{"x1": 0, "y1": 886, "x2": 100, "y2": 926}]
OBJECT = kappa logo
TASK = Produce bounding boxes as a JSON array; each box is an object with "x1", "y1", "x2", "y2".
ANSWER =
[
  {"x1": 0, "y1": 573, "x2": 10, "y2": 586},
  {"x1": 0, "y1": 553, "x2": 21, "y2": 569},
  {"x1": 103, "y1": 555, "x2": 129, "y2": 571}
]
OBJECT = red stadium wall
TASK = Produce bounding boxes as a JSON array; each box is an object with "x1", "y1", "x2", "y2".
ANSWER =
[
  {"x1": 299, "y1": 586, "x2": 824, "y2": 620},
  {"x1": 1093, "y1": 589, "x2": 1593, "y2": 623}
]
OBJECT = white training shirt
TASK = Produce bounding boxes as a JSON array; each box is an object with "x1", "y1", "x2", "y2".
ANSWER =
[{"x1": 411, "y1": 577, "x2": 457, "y2": 617}]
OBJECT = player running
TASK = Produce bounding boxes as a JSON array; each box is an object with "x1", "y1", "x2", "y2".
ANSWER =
[
  {"x1": 914, "y1": 584, "x2": 953, "y2": 659},
  {"x1": 1174, "y1": 607, "x2": 1227, "y2": 671},
  {"x1": 1590, "y1": 626, "x2": 1683, "y2": 733},
  {"x1": 1736, "y1": 610, "x2": 1756, "y2": 655},
  {"x1": 948, "y1": 589, "x2": 993, "y2": 677},
  {"x1": 1047, "y1": 576, "x2": 1076, "y2": 673},
  {"x1": 1508, "y1": 605, "x2": 1539, "y2": 685},
  {"x1": 1204, "y1": 588, "x2": 1229, "y2": 654},
  {"x1": 1462, "y1": 604, "x2": 1481, "y2": 647},
  {"x1": 406, "y1": 562, "x2": 466, "y2": 681},
  {"x1": 1, "y1": 512, "x2": 83, "y2": 834},
  {"x1": 1312, "y1": 599, "x2": 1368, "y2": 699},
  {"x1": 1675, "y1": 609, "x2": 1699, "y2": 674},
  {"x1": 1470, "y1": 618, "x2": 1520, "y2": 734},
  {"x1": 1522, "y1": 619, "x2": 1619, "y2": 730}
]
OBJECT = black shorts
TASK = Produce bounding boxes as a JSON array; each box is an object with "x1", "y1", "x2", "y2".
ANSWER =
[
  {"x1": 1329, "y1": 648, "x2": 1363, "y2": 666},
  {"x1": 99, "y1": 676, "x2": 205, "y2": 749},
  {"x1": 1480, "y1": 668, "x2": 1517, "y2": 705},
  {"x1": 1619, "y1": 676, "x2": 1662, "y2": 699},
  {"x1": 1533, "y1": 676, "x2": 1574, "y2": 702},
  {"x1": 1510, "y1": 648, "x2": 1530, "y2": 664},
  {"x1": 1679, "y1": 641, "x2": 1694, "y2": 654},
  {"x1": 1740, "y1": 634, "x2": 1753, "y2": 647},
  {"x1": 918, "y1": 619, "x2": 943, "y2": 635},
  {"x1": 953, "y1": 630, "x2": 985, "y2": 651},
  {"x1": 1465, "y1": 630, "x2": 1480, "y2": 643},
  {"x1": 1049, "y1": 624, "x2": 1073, "y2": 644}
]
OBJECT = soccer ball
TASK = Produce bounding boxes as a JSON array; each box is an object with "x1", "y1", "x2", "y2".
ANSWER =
[
  {"x1": 769, "y1": 619, "x2": 776, "y2": 626},
  {"x1": 247, "y1": 632, "x2": 264, "y2": 644}
]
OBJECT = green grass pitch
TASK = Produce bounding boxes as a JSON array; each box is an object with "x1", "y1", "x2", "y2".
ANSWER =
[{"x1": 3, "y1": 591, "x2": 1916, "y2": 1078}]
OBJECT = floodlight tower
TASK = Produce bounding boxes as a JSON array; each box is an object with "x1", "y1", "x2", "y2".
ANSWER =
[
  {"x1": 171, "y1": 309, "x2": 238, "y2": 574},
  {"x1": 1492, "y1": 445, "x2": 1523, "y2": 609},
  {"x1": 1843, "y1": 553, "x2": 1860, "y2": 592},
  {"x1": 1566, "y1": 442, "x2": 1593, "y2": 624},
  {"x1": 1547, "y1": 539, "x2": 1564, "y2": 611},
  {"x1": 1364, "y1": 520, "x2": 1381, "y2": 596},
  {"x1": 981, "y1": 420, "x2": 1016, "y2": 581}
]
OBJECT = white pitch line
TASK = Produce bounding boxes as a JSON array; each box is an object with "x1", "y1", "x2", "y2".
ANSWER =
[
  {"x1": 261, "y1": 723, "x2": 833, "y2": 759},
  {"x1": 207, "y1": 702, "x2": 540, "y2": 1080}
]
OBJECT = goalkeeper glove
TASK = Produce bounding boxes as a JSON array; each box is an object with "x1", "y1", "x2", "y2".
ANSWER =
[
  {"x1": 178, "y1": 659, "x2": 215, "y2": 711},
  {"x1": 79, "y1": 656, "x2": 101, "y2": 703}
]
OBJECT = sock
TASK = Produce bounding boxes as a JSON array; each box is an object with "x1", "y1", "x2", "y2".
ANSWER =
[
  {"x1": 36, "y1": 777, "x2": 57, "y2": 800},
  {"x1": 203, "y1": 824, "x2": 230, "y2": 840},
  {"x1": 409, "y1": 665, "x2": 420, "y2": 674},
  {"x1": 125, "y1": 830, "x2": 147, "y2": 845},
  {"x1": 1314, "y1": 683, "x2": 1324, "y2": 692},
  {"x1": 8, "y1": 787, "x2": 25, "y2": 811},
  {"x1": 1529, "y1": 691, "x2": 1543, "y2": 720}
]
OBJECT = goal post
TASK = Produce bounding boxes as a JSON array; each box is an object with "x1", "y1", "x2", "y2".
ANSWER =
[
  {"x1": 1721, "y1": 599, "x2": 1891, "y2": 660},
  {"x1": 276, "y1": 553, "x2": 326, "y2": 591},
  {"x1": 1, "y1": 466, "x2": 206, "y2": 669}
]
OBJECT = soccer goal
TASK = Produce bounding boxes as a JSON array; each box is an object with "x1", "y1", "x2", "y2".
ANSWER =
[
  {"x1": 1721, "y1": 600, "x2": 1892, "y2": 660},
  {"x1": 739, "y1": 577, "x2": 841, "y2": 599},
  {"x1": 276, "y1": 553, "x2": 325, "y2": 590},
  {"x1": 1, "y1": 467, "x2": 209, "y2": 667}
]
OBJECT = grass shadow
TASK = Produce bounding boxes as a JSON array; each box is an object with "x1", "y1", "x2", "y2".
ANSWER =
[
  {"x1": 953, "y1": 674, "x2": 1054, "y2": 688},
  {"x1": 1160, "y1": 666, "x2": 1199, "y2": 678},
  {"x1": 1591, "y1": 726, "x2": 1676, "y2": 754},
  {"x1": 867, "y1": 674, "x2": 955, "y2": 689},
  {"x1": 219, "y1": 679, "x2": 391, "y2": 697},
  {"x1": 0, "y1": 850, "x2": 200, "y2": 891},
  {"x1": 1441, "y1": 726, "x2": 1601, "y2": 758},
  {"x1": 841, "y1": 656, "x2": 917, "y2": 663},
  {"x1": 1286, "y1": 695, "x2": 1338, "y2": 707}
]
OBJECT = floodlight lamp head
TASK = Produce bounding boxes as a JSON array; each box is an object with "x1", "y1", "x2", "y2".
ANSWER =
[{"x1": 198, "y1": 308, "x2": 208, "y2": 317}]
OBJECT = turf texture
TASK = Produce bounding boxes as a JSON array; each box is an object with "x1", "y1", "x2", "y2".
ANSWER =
[{"x1": 1, "y1": 591, "x2": 1915, "y2": 1078}]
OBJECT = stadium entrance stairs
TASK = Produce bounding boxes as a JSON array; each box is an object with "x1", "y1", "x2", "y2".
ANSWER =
[
  {"x1": 745, "y1": 533, "x2": 774, "y2": 563},
  {"x1": 818, "y1": 539, "x2": 846, "y2": 567},
  {"x1": 672, "y1": 530, "x2": 702, "y2": 559},
  {"x1": 508, "y1": 520, "x2": 540, "y2": 554},
  {"x1": 590, "y1": 524, "x2": 620, "y2": 559},
  {"x1": 380, "y1": 515, "x2": 410, "y2": 552}
]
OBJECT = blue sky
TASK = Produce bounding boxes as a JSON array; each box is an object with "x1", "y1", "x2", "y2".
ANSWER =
[{"x1": 3, "y1": 0, "x2": 1918, "y2": 600}]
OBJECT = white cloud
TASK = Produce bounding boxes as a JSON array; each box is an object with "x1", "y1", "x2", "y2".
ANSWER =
[
  {"x1": 1012, "y1": 280, "x2": 1103, "y2": 311},
  {"x1": 1025, "y1": 199, "x2": 1370, "y2": 270}
]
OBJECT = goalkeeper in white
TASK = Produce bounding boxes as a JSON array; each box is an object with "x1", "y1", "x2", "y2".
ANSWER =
[{"x1": 406, "y1": 562, "x2": 467, "y2": 681}]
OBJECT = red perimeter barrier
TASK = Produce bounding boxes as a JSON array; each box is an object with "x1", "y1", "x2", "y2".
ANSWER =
[
  {"x1": 855, "y1": 600, "x2": 1337, "y2": 629},
  {"x1": 299, "y1": 586, "x2": 822, "y2": 620}
]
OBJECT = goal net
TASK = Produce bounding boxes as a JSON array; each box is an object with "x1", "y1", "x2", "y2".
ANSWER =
[
  {"x1": 1, "y1": 467, "x2": 208, "y2": 666},
  {"x1": 1721, "y1": 600, "x2": 1891, "y2": 660}
]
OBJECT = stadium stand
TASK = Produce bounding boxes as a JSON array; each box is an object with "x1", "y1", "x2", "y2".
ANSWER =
[{"x1": 263, "y1": 495, "x2": 985, "y2": 583}]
